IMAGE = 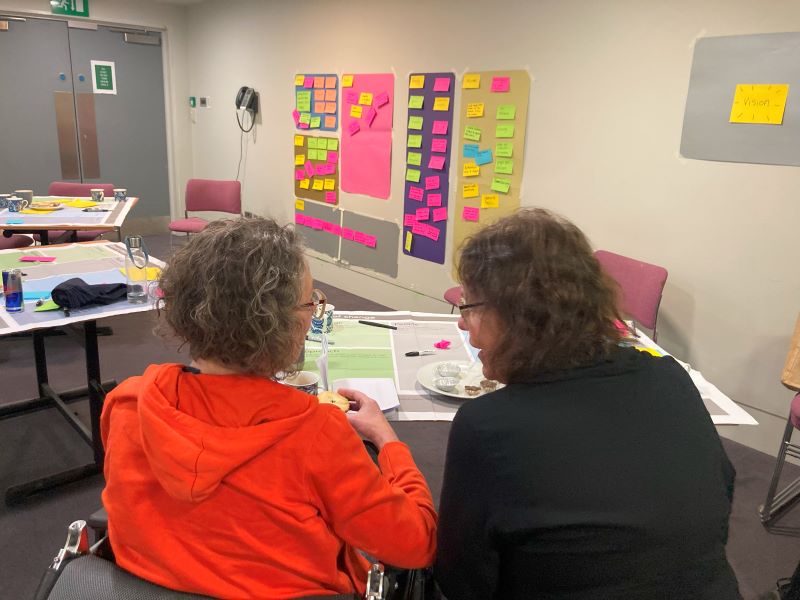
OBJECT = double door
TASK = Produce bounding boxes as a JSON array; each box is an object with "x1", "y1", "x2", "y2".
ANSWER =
[{"x1": 0, "y1": 16, "x2": 169, "y2": 217}]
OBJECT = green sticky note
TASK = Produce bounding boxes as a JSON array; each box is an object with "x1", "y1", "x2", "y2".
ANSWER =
[
  {"x1": 408, "y1": 115, "x2": 424, "y2": 130},
  {"x1": 307, "y1": 148, "x2": 318, "y2": 161},
  {"x1": 297, "y1": 91, "x2": 311, "y2": 112},
  {"x1": 327, "y1": 138, "x2": 339, "y2": 151},
  {"x1": 407, "y1": 151, "x2": 422, "y2": 166},
  {"x1": 496, "y1": 124, "x2": 515, "y2": 138},
  {"x1": 310, "y1": 116, "x2": 321, "y2": 128},
  {"x1": 408, "y1": 134, "x2": 423, "y2": 148},
  {"x1": 317, "y1": 138, "x2": 328, "y2": 150},
  {"x1": 406, "y1": 168, "x2": 421, "y2": 183},
  {"x1": 496, "y1": 142, "x2": 513, "y2": 158},
  {"x1": 491, "y1": 177, "x2": 511, "y2": 194},
  {"x1": 307, "y1": 137, "x2": 318, "y2": 149},
  {"x1": 299, "y1": 113, "x2": 311, "y2": 124},
  {"x1": 495, "y1": 158, "x2": 514, "y2": 175},
  {"x1": 408, "y1": 95, "x2": 425, "y2": 109},
  {"x1": 34, "y1": 298, "x2": 61, "y2": 312},
  {"x1": 496, "y1": 104, "x2": 516, "y2": 120},
  {"x1": 464, "y1": 126, "x2": 481, "y2": 142}
]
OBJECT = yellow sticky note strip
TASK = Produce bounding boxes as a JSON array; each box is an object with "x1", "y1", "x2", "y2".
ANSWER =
[
  {"x1": 404, "y1": 231, "x2": 413, "y2": 252},
  {"x1": 359, "y1": 92, "x2": 373, "y2": 106},
  {"x1": 466, "y1": 102, "x2": 484, "y2": 118},
  {"x1": 294, "y1": 154, "x2": 305, "y2": 166},
  {"x1": 410, "y1": 75, "x2": 425, "y2": 89},
  {"x1": 481, "y1": 194, "x2": 500, "y2": 208},
  {"x1": 350, "y1": 105, "x2": 363, "y2": 118},
  {"x1": 342, "y1": 74, "x2": 354, "y2": 87},
  {"x1": 65, "y1": 200, "x2": 98, "y2": 208},
  {"x1": 463, "y1": 183, "x2": 479, "y2": 198},
  {"x1": 294, "y1": 135, "x2": 305, "y2": 147},
  {"x1": 312, "y1": 179, "x2": 324, "y2": 191},
  {"x1": 433, "y1": 97, "x2": 450, "y2": 111},
  {"x1": 324, "y1": 178, "x2": 335, "y2": 190},
  {"x1": 463, "y1": 163, "x2": 480, "y2": 177},
  {"x1": 295, "y1": 199, "x2": 305, "y2": 210},
  {"x1": 299, "y1": 179, "x2": 310, "y2": 189},
  {"x1": 118, "y1": 267, "x2": 162, "y2": 281},
  {"x1": 21, "y1": 208, "x2": 56, "y2": 214},
  {"x1": 729, "y1": 83, "x2": 789, "y2": 124},
  {"x1": 294, "y1": 74, "x2": 305, "y2": 86},
  {"x1": 463, "y1": 74, "x2": 481, "y2": 89}
]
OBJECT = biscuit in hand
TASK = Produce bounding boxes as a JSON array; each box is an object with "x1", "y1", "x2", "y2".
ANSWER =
[{"x1": 318, "y1": 390, "x2": 350, "y2": 412}]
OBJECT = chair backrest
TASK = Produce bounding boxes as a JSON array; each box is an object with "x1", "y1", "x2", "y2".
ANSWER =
[
  {"x1": 594, "y1": 249, "x2": 668, "y2": 331},
  {"x1": 48, "y1": 182, "x2": 116, "y2": 198},
  {"x1": 782, "y1": 314, "x2": 800, "y2": 392},
  {"x1": 185, "y1": 179, "x2": 241, "y2": 215}
]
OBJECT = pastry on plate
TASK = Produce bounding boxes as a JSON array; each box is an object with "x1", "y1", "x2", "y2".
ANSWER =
[{"x1": 318, "y1": 390, "x2": 350, "y2": 412}]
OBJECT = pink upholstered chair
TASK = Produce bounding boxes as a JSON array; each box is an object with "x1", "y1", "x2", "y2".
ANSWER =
[
  {"x1": 594, "y1": 249, "x2": 668, "y2": 341},
  {"x1": 37, "y1": 181, "x2": 117, "y2": 244},
  {"x1": 168, "y1": 179, "x2": 241, "y2": 242},
  {"x1": 0, "y1": 233, "x2": 33, "y2": 250},
  {"x1": 443, "y1": 286, "x2": 462, "y2": 314}
]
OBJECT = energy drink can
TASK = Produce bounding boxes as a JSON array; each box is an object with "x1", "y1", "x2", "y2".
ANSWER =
[{"x1": 3, "y1": 269, "x2": 23, "y2": 312}]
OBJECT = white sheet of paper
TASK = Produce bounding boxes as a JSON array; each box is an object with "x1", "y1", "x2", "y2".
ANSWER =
[
  {"x1": 316, "y1": 334, "x2": 330, "y2": 391},
  {"x1": 333, "y1": 378, "x2": 400, "y2": 412}
]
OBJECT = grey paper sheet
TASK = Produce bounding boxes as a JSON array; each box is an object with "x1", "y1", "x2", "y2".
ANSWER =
[
  {"x1": 341, "y1": 211, "x2": 399, "y2": 277},
  {"x1": 681, "y1": 32, "x2": 800, "y2": 166},
  {"x1": 295, "y1": 200, "x2": 340, "y2": 258}
]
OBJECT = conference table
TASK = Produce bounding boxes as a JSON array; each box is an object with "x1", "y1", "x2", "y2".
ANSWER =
[
  {"x1": 0, "y1": 240, "x2": 164, "y2": 504},
  {"x1": 1, "y1": 196, "x2": 137, "y2": 244}
]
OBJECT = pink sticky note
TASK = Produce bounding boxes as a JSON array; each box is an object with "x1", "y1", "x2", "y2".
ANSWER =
[
  {"x1": 434, "y1": 339, "x2": 451, "y2": 349},
  {"x1": 342, "y1": 228, "x2": 355, "y2": 240},
  {"x1": 353, "y1": 231, "x2": 367, "y2": 244},
  {"x1": 412, "y1": 222, "x2": 427, "y2": 236},
  {"x1": 322, "y1": 221, "x2": 335, "y2": 233},
  {"x1": 404, "y1": 214, "x2": 416, "y2": 227},
  {"x1": 432, "y1": 120, "x2": 448, "y2": 135},
  {"x1": 408, "y1": 186, "x2": 424, "y2": 201},
  {"x1": 364, "y1": 106, "x2": 377, "y2": 127},
  {"x1": 298, "y1": 122, "x2": 309, "y2": 129},
  {"x1": 303, "y1": 76, "x2": 314, "y2": 88},
  {"x1": 292, "y1": 110, "x2": 300, "y2": 124},
  {"x1": 348, "y1": 121, "x2": 361, "y2": 136},
  {"x1": 346, "y1": 91, "x2": 359, "y2": 104},
  {"x1": 294, "y1": 213, "x2": 304, "y2": 225},
  {"x1": 23, "y1": 255, "x2": 56, "y2": 262},
  {"x1": 295, "y1": 169, "x2": 305, "y2": 181},
  {"x1": 427, "y1": 193, "x2": 442, "y2": 207},
  {"x1": 312, "y1": 218, "x2": 324, "y2": 230},
  {"x1": 327, "y1": 151, "x2": 338, "y2": 163},
  {"x1": 431, "y1": 138, "x2": 447, "y2": 153},
  {"x1": 305, "y1": 162, "x2": 315, "y2": 178},
  {"x1": 332, "y1": 224, "x2": 342, "y2": 236},
  {"x1": 432, "y1": 207, "x2": 448, "y2": 221},
  {"x1": 491, "y1": 76, "x2": 510, "y2": 92},
  {"x1": 425, "y1": 224, "x2": 441, "y2": 241},
  {"x1": 374, "y1": 91, "x2": 389, "y2": 107},
  {"x1": 424, "y1": 175, "x2": 440, "y2": 190},
  {"x1": 428, "y1": 155, "x2": 446, "y2": 170},
  {"x1": 462, "y1": 206, "x2": 480, "y2": 222},
  {"x1": 416, "y1": 207, "x2": 430, "y2": 221},
  {"x1": 433, "y1": 77, "x2": 450, "y2": 92},
  {"x1": 364, "y1": 234, "x2": 377, "y2": 248},
  {"x1": 325, "y1": 191, "x2": 336, "y2": 204}
]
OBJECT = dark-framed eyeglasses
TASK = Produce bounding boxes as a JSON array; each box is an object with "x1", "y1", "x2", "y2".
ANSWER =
[
  {"x1": 457, "y1": 297, "x2": 485, "y2": 316},
  {"x1": 298, "y1": 288, "x2": 327, "y2": 319}
]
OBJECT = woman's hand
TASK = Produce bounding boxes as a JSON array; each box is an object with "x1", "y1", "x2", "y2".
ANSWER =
[{"x1": 337, "y1": 388, "x2": 399, "y2": 450}]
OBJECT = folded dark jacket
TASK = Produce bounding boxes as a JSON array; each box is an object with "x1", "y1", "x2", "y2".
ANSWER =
[{"x1": 51, "y1": 277, "x2": 128, "y2": 309}]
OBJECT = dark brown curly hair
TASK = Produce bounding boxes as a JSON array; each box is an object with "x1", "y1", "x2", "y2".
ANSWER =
[
  {"x1": 157, "y1": 217, "x2": 307, "y2": 376},
  {"x1": 457, "y1": 208, "x2": 623, "y2": 382}
]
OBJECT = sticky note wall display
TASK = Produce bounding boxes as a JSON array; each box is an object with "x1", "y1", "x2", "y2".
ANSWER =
[
  {"x1": 453, "y1": 70, "x2": 530, "y2": 272},
  {"x1": 340, "y1": 73, "x2": 395, "y2": 200},
  {"x1": 293, "y1": 74, "x2": 338, "y2": 132},
  {"x1": 402, "y1": 72, "x2": 455, "y2": 264},
  {"x1": 294, "y1": 134, "x2": 340, "y2": 205}
]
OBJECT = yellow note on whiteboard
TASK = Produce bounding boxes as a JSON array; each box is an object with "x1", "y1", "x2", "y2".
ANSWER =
[
  {"x1": 466, "y1": 102, "x2": 484, "y2": 118},
  {"x1": 294, "y1": 154, "x2": 305, "y2": 166},
  {"x1": 463, "y1": 74, "x2": 481, "y2": 89},
  {"x1": 312, "y1": 179, "x2": 324, "y2": 191},
  {"x1": 294, "y1": 135, "x2": 305, "y2": 147},
  {"x1": 350, "y1": 104, "x2": 363, "y2": 118},
  {"x1": 404, "y1": 231, "x2": 413, "y2": 252},
  {"x1": 295, "y1": 199, "x2": 305, "y2": 210},
  {"x1": 480, "y1": 194, "x2": 499, "y2": 208},
  {"x1": 463, "y1": 163, "x2": 480, "y2": 177},
  {"x1": 433, "y1": 97, "x2": 450, "y2": 111},
  {"x1": 294, "y1": 74, "x2": 305, "y2": 86},
  {"x1": 299, "y1": 179, "x2": 310, "y2": 189},
  {"x1": 409, "y1": 75, "x2": 425, "y2": 89},
  {"x1": 463, "y1": 183, "x2": 479, "y2": 198},
  {"x1": 729, "y1": 83, "x2": 789, "y2": 124},
  {"x1": 342, "y1": 74, "x2": 354, "y2": 87},
  {"x1": 358, "y1": 92, "x2": 373, "y2": 106}
]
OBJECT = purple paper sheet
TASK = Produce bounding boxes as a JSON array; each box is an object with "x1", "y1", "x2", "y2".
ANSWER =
[{"x1": 401, "y1": 73, "x2": 455, "y2": 264}]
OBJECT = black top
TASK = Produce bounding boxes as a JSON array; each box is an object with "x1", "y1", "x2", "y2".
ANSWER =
[{"x1": 435, "y1": 347, "x2": 741, "y2": 600}]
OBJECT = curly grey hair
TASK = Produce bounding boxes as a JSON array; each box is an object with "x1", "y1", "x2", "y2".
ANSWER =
[{"x1": 157, "y1": 217, "x2": 307, "y2": 376}]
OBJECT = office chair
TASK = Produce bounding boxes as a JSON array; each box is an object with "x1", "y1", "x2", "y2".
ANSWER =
[
  {"x1": 443, "y1": 286, "x2": 462, "y2": 314},
  {"x1": 0, "y1": 233, "x2": 33, "y2": 250},
  {"x1": 594, "y1": 249, "x2": 668, "y2": 341},
  {"x1": 168, "y1": 179, "x2": 241, "y2": 246},
  {"x1": 760, "y1": 314, "x2": 800, "y2": 526},
  {"x1": 36, "y1": 182, "x2": 118, "y2": 244}
]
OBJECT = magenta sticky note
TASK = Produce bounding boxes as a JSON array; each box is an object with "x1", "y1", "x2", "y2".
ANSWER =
[
  {"x1": 365, "y1": 107, "x2": 377, "y2": 126},
  {"x1": 325, "y1": 191, "x2": 336, "y2": 204},
  {"x1": 374, "y1": 92, "x2": 389, "y2": 107},
  {"x1": 412, "y1": 222, "x2": 427, "y2": 236},
  {"x1": 425, "y1": 225, "x2": 441, "y2": 241},
  {"x1": 432, "y1": 120, "x2": 449, "y2": 135},
  {"x1": 431, "y1": 138, "x2": 447, "y2": 153},
  {"x1": 346, "y1": 91, "x2": 359, "y2": 104},
  {"x1": 298, "y1": 122, "x2": 309, "y2": 129},
  {"x1": 354, "y1": 231, "x2": 367, "y2": 244},
  {"x1": 491, "y1": 76, "x2": 510, "y2": 92},
  {"x1": 327, "y1": 151, "x2": 338, "y2": 163},
  {"x1": 416, "y1": 207, "x2": 430, "y2": 221},
  {"x1": 432, "y1": 207, "x2": 448, "y2": 222},
  {"x1": 424, "y1": 175, "x2": 440, "y2": 190},
  {"x1": 404, "y1": 214, "x2": 416, "y2": 227},
  {"x1": 322, "y1": 221, "x2": 335, "y2": 233},
  {"x1": 462, "y1": 206, "x2": 480, "y2": 222},
  {"x1": 433, "y1": 77, "x2": 450, "y2": 92},
  {"x1": 434, "y1": 339, "x2": 451, "y2": 349},
  {"x1": 428, "y1": 155, "x2": 446, "y2": 170},
  {"x1": 332, "y1": 224, "x2": 341, "y2": 236},
  {"x1": 292, "y1": 110, "x2": 300, "y2": 123},
  {"x1": 303, "y1": 76, "x2": 314, "y2": 88},
  {"x1": 312, "y1": 218, "x2": 324, "y2": 230},
  {"x1": 294, "y1": 213, "x2": 304, "y2": 225},
  {"x1": 295, "y1": 169, "x2": 305, "y2": 181},
  {"x1": 348, "y1": 121, "x2": 361, "y2": 136},
  {"x1": 342, "y1": 228, "x2": 355, "y2": 240},
  {"x1": 364, "y1": 234, "x2": 377, "y2": 248},
  {"x1": 427, "y1": 193, "x2": 442, "y2": 207},
  {"x1": 408, "y1": 186, "x2": 424, "y2": 201},
  {"x1": 305, "y1": 162, "x2": 315, "y2": 178}
]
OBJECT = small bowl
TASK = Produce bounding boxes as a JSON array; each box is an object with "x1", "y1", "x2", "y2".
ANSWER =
[
  {"x1": 436, "y1": 363, "x2": 461, "y2": 378},
  {"x1": 434, "y1": 377, "x2": 459, "y2": 392}
]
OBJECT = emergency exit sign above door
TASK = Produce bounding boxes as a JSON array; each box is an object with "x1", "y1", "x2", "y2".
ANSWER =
[{"x1": 50, "y1": 0, "x2": 89, "y2": 18}]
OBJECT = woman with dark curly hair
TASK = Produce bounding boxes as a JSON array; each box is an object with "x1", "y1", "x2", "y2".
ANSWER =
[
  {"x1": 435, "y1": 208, "x2": 740, "y2": 600},
  {"x1": 101, "y1": 217, "x2": 436, "y2": 599}
]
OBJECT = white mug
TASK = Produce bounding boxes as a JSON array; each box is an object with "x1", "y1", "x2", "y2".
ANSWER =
[{"x1": 90, "y1": 188, "x2": 104, "y2": 202}]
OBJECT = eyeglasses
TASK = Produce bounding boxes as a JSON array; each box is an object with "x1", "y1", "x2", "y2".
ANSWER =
[
  {"x1": 298, "y1": 288, "x2": 327, "y2": 319},
  {"x1": 457, "y1": 297, "x2": 485, "y2": 316}
]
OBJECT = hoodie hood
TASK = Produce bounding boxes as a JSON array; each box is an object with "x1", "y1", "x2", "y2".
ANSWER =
[{"x1": 136, "y1": 364, "x2": 316, "y2": 503}]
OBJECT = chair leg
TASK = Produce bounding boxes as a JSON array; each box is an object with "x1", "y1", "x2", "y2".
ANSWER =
[{"x1": 760, "y1": 417, "x2": 800, "y2": 524}]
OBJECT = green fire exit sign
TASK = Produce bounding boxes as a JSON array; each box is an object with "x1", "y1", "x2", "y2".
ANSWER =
[{"x1": 50, "y1": 0, "x2": 90, "y2": 18}]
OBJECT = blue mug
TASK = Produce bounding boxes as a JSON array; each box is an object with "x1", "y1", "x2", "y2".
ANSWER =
[
  {"x1": 114, "y1": 188, "x2": 127, "y2": 202},
  {"x1": 282, "y1": 370, "x2": 319, "y2": 395},
  {"x1": 7, "y1": 197, "x2": 29, "y2": 212},
  {"x1": 0, "y1": 195, "x2": 10, "y2": 209},
  {"x1": 309, "y1": 304, "x2": 335, "y2": 335}
]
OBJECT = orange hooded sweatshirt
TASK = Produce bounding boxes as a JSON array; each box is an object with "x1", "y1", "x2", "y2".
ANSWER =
[{"x1": 101, "y1": 364, "x2": 437, "y2": 599}]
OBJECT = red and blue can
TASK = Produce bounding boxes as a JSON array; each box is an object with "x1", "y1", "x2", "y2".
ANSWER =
[{"x1": 3, "y1": 269, "x2": 24, "y2": 312}]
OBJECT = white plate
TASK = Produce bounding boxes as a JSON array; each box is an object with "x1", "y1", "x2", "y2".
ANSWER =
[{"x1": 416, "y1": 360, "x2": 504, "y2": 399}]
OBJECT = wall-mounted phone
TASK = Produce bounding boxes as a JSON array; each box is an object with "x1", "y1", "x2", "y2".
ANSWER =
[{"x1": 235, "y1": 86, "x2": 258, "y2": 114}]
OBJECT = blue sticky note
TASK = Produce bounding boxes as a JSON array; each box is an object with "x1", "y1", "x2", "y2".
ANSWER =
[
  {"x1": 463, "y1": 144, "x2": 479, "y2": 158},
  {"x1": 23, "y1": 291, "x2": 52, "y2": 300},
  {"x1": 5, "y1": 218, "x2": 24, "y2": 224},
  {"x1": 475, "y1": 149, "x2": 494, "y2": 165}
]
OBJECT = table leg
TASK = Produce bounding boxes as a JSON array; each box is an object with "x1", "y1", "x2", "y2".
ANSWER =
[
  {"x1": 39, "y1": 230, "x2": 49, "y2": 245},
  {"x1": 84, "y1": 320, "x2": 105, "y2": 469}
]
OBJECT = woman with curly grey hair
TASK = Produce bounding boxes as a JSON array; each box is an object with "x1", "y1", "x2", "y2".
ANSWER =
[
  {"x1": 435, "y1": 208, "x2": 740, "y2": 599},
  {"x1": 101, "y1": 217, "x2": 436, "y2": 599}
]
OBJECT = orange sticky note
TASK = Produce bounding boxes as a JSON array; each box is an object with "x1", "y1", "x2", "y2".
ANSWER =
[
  {"x1": 325, "y1": 89, "x2": 337, "y2": 101},
  {"x1": 324, "y1": 116, "x2": 336, "y2": 128},
  {"x1": 324, "y1": 102, "x2": 336, "y2": 114},
  {"x1": 325, "y1": 76, "x2": 336, "y2": 89},
  {"x1": 314, "y1": 90, "x2": 325, "y2": 101},
  {"x1": 313, "y1": 76, "x2": 324, "y2": 88},
  {"x1": 314, "y1": 102, "x2": 325, "y2": 113}
]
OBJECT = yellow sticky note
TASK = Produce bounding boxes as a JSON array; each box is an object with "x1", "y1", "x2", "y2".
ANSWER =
[
  {"x1": 312, "y1": 179, "x2": 324, "y2": 191},
  {"x1": 729, "y1": 83, "x2": 789, "y2": 124},
  {"x1": 466, "y1": 102, "x2": 484, "y2": 118},
  {"x1": 118, "y1": 267, "x2": 162, "y2": 282},
  {"x1": 324, "y1": 178, "x2": 335, "y2": 190},
  {"x1": 433, "y1": 97, "x2": 450, "y2": 111},
  {"x1": 409, "y1": 75, "x2": 425, "y2": 89},
  {"x1": 463, "y1": 183, "x2": 479, "y2": 198},
  {"x1": 342, "y1": 74, "x2": 354, "y2": 87},
  {"x1": 294, "y1": 74, "x2": 305, "y2": 86},
  {"x1": 463, "y1": 163, "x2": 480, "y2": 177},
  {"x1": 404, "y1": 231, "x2": 413, "y2": 252},
  {"x1": 295, "y1": 199, "x2": 305, "y2": 210},
  {"x1": 299, "y1": 179, "x2": 310, "y2": 189},
  {"x1": 65, "y1": 199, "x2": 98, "y2": 208},
  {"x1": 294, "y1": 135, "x2": 305, "y2": 147},
  {"x1": 294, "y1": 154, "x2": 305, "y2": 166},
  {"x1": 481, "y1": 194, "x2": 500, "y2": 208},
  {"x1": 359, "y1": 92, "x2": 373, "y2": 106},
  {"x1": 463, "y1": 74, "x2": 481, "y2": 89},
  {"x1": 350, "y1": 104, "x2": 363, "y2": 118}
]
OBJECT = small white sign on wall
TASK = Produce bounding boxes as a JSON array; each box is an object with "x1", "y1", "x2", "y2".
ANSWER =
[{"x1": 91, "y1": 60, "x2": 117, "y2": 95}]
